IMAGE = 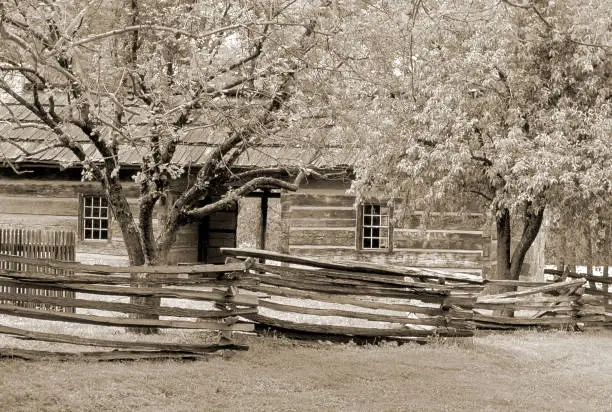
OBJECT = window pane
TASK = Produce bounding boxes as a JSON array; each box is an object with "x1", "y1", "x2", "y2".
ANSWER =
[
  {"x1": 83, "y1": 196, "x2": 110, "y2": 240},
  {"x1": 372, "y1": 238, "x2": 380, "y2": 248},
  {"x1": 372, "y1": 227, "x2": 380, "y2": 238},
  {"x1": 364, "y1": 216, "x2": 371, "y2": 226},
  {"x1": 363, "y1": 238, "x2": 371, "y2": 249},
  {"x1": 364, "y1": 228, "x2": 371, "y2": 237},
  {"x1": 372, "y1": 205, "x2": 380, "y2": 214},
  {"x1": 372, "y1": 216, "x2": 380, "y2": 226}
]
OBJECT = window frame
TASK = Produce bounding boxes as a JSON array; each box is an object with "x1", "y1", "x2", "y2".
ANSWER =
[
  {"x1": 356, "y1": 203, "x2": 393, "y2": 253},
  {"x1": 78, "y1": 194, "x2": 111, "y2": 242}
]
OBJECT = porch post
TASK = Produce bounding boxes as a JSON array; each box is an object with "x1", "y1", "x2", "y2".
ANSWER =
[{"x1": 257, "y1": 190, "x2": 269, "y2": 251}]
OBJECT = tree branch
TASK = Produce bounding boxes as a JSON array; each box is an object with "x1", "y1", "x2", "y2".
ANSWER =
[
  {"x1": 0, "y1": 132, "x2": 64, "y2": 157},
  {"x1": 185, "y1": 177, "x2": 298, "y2": 219},
  {"x1": 469, "y1": 190, "x2": 493, "y2": 202},
  {"x1": 0, "y1": 78, "x2": 97, "y2": 177},
  {"x1": 230, "y1": 167, "x2": 297, "y2": 182},
  {"x1": 471, "y1": 154, "x2": 493, "y2": 166},
  {"x1": 48, "y1": 21, "x2": 314, "y2": 57}
]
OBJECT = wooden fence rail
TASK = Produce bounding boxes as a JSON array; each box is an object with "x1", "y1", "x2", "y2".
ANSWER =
[{"x1": 0, "y1": 255, "x2": 256, "y2": 361}]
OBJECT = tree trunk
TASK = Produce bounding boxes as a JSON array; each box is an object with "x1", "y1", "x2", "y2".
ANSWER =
[
  {"x1": 118, "y1": 200, "x2": 161, "y2": 335},
  {"x1": 509, "y1": 205, "x2": 545, "y2": 280},
  {"x1": 493, "y1": 205, "x2": 545, "y2": 317},
  {"x1": 127, "y1": 199, "x2": 189, "y2": 335},
  {"x1": 495, "y1": 208, "x2": 512, "y2": 284},
  {"x1": 123, "y1": 235, "x2": 161, "y2": 335},
  {"x1": 495, "y1": 205, "x2": 545, "y2": 282}
]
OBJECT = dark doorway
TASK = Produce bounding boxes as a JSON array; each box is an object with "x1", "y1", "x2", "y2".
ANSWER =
[{"x1": 197, "y1": 208, "x2": 238, "y2": 264}]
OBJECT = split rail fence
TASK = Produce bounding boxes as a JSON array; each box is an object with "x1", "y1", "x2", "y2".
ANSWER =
[
  {"x1": 469, "y1": 263, "x2": 609, "y2": 330},
  {"x1": 0, "y1": 228, "x2": 76, "y2": 312},
  {"x1": 0, "y1": 254, "x2": 257, "y2": 361},
  {"x1": 222, "y1": 247, "x2": 483, "y2": 341},
  {"x1": 472, "y1": 277, "x2": 609, "y2": 329},
  {"x1": 1, "y1": 245, "x2": 609, "y2": 360},
  {"x1": 223, "y1": 248, "x2": 610, "y2": 336}
]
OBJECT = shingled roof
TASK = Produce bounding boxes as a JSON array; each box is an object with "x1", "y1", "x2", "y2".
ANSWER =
[{"x1": 0, "y1": 98, "x2": 356, "y2": 170}]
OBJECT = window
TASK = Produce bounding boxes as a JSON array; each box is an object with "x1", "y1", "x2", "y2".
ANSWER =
[
  {"x1": 81, "y1": 196, "x2": 110, "y2": 240},
  {"x1": 360, "y1": 204, "x2": 391, "y2": 250}
]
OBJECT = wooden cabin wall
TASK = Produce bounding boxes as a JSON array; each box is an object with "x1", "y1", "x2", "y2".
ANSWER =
[
  {"x1": 0, "y1": 178, "x2": 199, "y2": 266},
  {"x1": 281, "y1": 185, "x2": 491, "y2": 275}
]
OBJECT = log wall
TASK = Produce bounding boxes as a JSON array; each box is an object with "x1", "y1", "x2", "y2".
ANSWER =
[
  {"x1": 0, "y1": 179, "x2": 202, "y2": 265},
  {"x1": 282, "y1": 191, "x2": 489, "y2": 274}
]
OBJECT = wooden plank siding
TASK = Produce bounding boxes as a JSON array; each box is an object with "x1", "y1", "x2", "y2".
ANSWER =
[
  {"x1": 0, "y1": 195, "x2": 78, "y2": 216},
  {"x1": 0, "y1": 180, "x2": 140, "y2": 198},
  {"x1": 0, "y1": 189, "x2": 190, "y2": 266},
  {"x1": 393, "y1": 229, "x2": 484, "y2": 251},
  {"x1": 282, "y1": 192, "x2": 490, "y2": 274},
  {"x1": 290, "y1": 228, "x2": 356, "y2": 246}
]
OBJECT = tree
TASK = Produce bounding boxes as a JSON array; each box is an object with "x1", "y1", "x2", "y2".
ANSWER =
[
  {"x1": 0, "y1": 0, "x2": 339, "y2": 267},
  {"x1": 350, "y1": 0, "x2": 611, "y2": 285}
]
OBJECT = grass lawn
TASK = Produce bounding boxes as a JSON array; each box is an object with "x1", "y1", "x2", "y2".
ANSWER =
[{"x1": 0, "y1": 329, "x2": 610, "y2": 411}]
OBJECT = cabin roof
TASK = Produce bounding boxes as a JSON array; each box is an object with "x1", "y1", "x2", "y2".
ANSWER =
[{"x1": 0, "y1": 99, "x2": 357, "y2": 170}]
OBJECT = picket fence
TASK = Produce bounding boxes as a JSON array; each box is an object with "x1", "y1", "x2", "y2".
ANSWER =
[{"x1": 0, "y1": 228, "x2": 75, "y2": 312}]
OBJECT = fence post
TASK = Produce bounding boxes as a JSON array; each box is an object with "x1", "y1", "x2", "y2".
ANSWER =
[{"x1": 570, "y1": 284, "x2": 585, "y2": 331}]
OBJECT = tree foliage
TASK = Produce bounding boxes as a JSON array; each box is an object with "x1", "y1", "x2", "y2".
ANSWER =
[{"x1": 350, "y1": 0, "x2": 611, "y2": 278}]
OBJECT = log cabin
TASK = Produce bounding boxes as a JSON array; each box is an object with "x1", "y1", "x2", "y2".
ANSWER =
[{"x1": 0, "y1": 98, "x2": 492, "y2": 273}]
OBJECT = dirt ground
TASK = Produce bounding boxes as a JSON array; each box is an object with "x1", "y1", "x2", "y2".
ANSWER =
[{"x1": 0, "y1": 329, "x2": 610, "y2": 412}]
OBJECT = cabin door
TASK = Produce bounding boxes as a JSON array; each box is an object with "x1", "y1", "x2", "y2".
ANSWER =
[{"x1": 197, "y1": 209, "x2": 237, "y2": 264}]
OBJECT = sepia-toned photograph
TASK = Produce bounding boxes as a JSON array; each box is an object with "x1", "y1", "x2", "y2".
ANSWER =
[{"x1": 0, "y1": 1, "x2": 610, "y2": 410}]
